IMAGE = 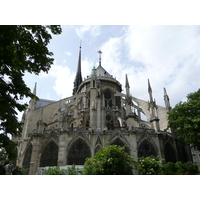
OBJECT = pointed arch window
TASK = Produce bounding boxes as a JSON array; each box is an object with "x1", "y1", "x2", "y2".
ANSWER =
[
  {"x1": 86, "y1": 117, "x2": 90, "y2": 130},
  {"x1": 111, "y1": 138, "x2": 129, "y2": 153},
  {"x1": 39, "y1": 142, "x2": 58, "y2": 167},
  {"x1": 106, "y1": 114, "x2": 114, "y2": 130},
  {"x1": 67, "y1": 139, "x2": 91, "y2": 165},
  {"x1": 104, "y1": 91, "x2": 112, "y2": 108},
  {"x1": 138, "y1": 140, "x2": 157, "y2": 158}
]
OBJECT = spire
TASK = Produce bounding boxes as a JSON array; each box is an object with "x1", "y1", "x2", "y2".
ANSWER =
[
  {"x1": 148, "y1": 79, "x2": 153, "y2": 102},
  {"x1": 73, "y1": 44, "x2": 83, "y2": 95},
  {"x1": 98, "y1": 50, "x2": 102, "y2": 67}
]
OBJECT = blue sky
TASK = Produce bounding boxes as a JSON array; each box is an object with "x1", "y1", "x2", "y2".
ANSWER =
[{"x1": 22, "y1": 25, "x2": 200, "y2": 118}]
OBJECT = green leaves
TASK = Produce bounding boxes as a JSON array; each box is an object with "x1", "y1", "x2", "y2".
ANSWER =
[
  {"x1": 136, "y1": 156, "x2": 162, "y2": 175},
  {"x1": 82, "y1": 144, "x2": 134, "y2": 175},
  {"x1": 0, "y1": 25, "x2": 62, "y2": 160},
  {"x1": 42, "y1": 165, "x2": 79, "y2": 175},
  {"x1": 168, "y1": 89, "x2": 200, "y2": 150}
]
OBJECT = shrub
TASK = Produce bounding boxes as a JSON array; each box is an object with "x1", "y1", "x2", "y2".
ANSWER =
[
  {"x1": 82, "y1": 144, "x2": 134, "y2": 175},
  {"x1": 161, "y1": 161, "x2": 199, "y2": 175},
  {"x1": 43, "y1": 165, "x2": 79, "y2": 175},
  {"x1": 160, "y1": 162, "x2": 177, "y2": 175},
  {"x1": 136, "y1": 156, "x2": 162, "y2": 175}
]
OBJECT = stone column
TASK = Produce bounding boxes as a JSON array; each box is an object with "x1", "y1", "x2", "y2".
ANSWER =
[
  {"x1": 28, "y1": 136, "x2": 42, "y2": 175},
  {"x1": 57, "y1": 132, "x2": 68, "y2": 166}
]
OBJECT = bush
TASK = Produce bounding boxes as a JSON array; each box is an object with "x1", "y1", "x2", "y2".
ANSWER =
[
  {"x1": 43, "y1": 165, "x2": 79, "y2": 175},
  {"x1": 175, "y1": 161, "x2": 199, "y2": 175},
  {"x1": 136, "y1": 156, "x2": 162, "y2": 175},
  {"x1": 161, "y1": 161, "x2": 199, "y2": 175},
  {"x1": 160, "y1": 162, "x2": 177, "y2": 175},
  {"x1": 82, "y1": 144, "x2": 134, "y2": 175}
]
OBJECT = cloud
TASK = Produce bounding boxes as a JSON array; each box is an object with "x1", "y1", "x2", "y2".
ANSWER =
[
  {"x1": 122, "y1": 25, "x2": 200, "y2": 107},
  {"x1": 76, "y1": 25, "x2": 101, "y2": 39},
  {"x1": 65, "y1": 51, "x2": 72, "y2": 56}
]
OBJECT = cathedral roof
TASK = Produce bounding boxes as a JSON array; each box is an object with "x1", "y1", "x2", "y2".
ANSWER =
[{"x1": 95, "y1": 65, "x2": 113, "y2": 78}]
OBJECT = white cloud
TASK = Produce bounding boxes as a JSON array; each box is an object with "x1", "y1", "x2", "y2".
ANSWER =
[
  {"x1": 65, "y1": 51, "x2": 72, "y2": 56},
  {"x1": 76, "y1": 25, "x2": 101, "y2": 39},
  {"x1": 123, "y1": 25, "x2": 200, "y2": 107}
]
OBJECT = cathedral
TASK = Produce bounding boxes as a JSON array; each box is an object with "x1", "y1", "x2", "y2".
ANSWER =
[{"x1": 14, "y1": 46, "x2": 192, "y2": 174}]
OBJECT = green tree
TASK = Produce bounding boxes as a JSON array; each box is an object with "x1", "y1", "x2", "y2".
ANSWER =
[
  {"x1": 0, "y1": 25, "x2": 62, "y2": 160},
  {"x1": 82, "y1": 144, "x2": 134, "y2": 175},
  {"x1": 168, "y1": 89, "x2": 200, "y2": 150}
]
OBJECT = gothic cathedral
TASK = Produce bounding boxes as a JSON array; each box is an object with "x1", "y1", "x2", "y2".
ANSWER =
[{"x1": 13, "y1": 46, "x2": 192, "y2": 174}]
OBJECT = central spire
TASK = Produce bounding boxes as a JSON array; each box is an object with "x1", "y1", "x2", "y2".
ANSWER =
[{"x1": 73, "y1": 43, "x2": 83, "y2": 95}]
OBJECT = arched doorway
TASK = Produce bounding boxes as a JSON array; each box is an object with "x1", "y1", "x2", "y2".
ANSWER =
[
  {"x1": 39, "y1": 141, "x2": 58, "y2": 167},
  {"x1": 138, "y1": 140, "x2": 157, "y2": 158},
  {"x1": 67, "y1": 139, "x2": 91, "y2": 165}
]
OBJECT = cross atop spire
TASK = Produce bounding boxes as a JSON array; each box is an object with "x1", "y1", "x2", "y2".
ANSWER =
[{"x1": 98, "y1": 50, "x2": 102, "y2": 67}]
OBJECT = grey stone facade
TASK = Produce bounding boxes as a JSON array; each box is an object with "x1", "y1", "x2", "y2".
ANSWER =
[{"x1": 13, "y1": 48, "x2": 192, "y2": 174}]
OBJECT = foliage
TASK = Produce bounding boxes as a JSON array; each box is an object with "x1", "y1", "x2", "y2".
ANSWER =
[
  {"x1": 168, "y1": 89, "x2": 200, "y2": 150},
  {"x1": 160, "y1": 162, "x2": 177, "y2": 175},
  {"x1": 66, "y1": 164, "x2": 79, "y2": 175},
  {"x1": 82, "y1": 144, "x2": 134, "y2": 175},
  {"x1": 43, "y1": 166, "x2": 67, "y2": 175},
  {"x1": 42, "y1": 165, "x2": 79, "y2": 175},
  {"x1": 12, "y1": 166, "x2": 29, "y2": 175},
  {"x1": 0, "y1": 25, "x2": 62, "y2": 160},
  {"x1": 135, "y1": 156, "x2": 162, "y2": 175},
  {"x1": 161, "y1": 161, "x2": 199, "y2": 175}
]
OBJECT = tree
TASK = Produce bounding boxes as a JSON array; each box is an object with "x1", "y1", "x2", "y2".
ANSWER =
[
  {"x1": 82, "y1": 144, "x2": 134, "y2": 175},
  {"x1": 0, "y1": 25, "x2": 62, "y2": 160},
  {"x1": 168, "y1": 89, "x2": 200, "y2": 150}
]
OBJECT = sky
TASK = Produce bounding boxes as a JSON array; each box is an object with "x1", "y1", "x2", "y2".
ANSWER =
[{"x1": 22, "y1": 25, "x2": 200, "y2": 119}]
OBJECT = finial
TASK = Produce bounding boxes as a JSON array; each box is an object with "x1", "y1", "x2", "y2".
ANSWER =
[
  {"x1": 164, "y1": 87, "x2": 167, "y2": 96},
  {"x1": 80, "y1": 40, "x2": 82, "y2": 49},
  {"x1": 148, "y1": 79, "x2": 152, "y2": 93},
  {"x1": 125, "y1": 74, "x2": 130, "y2": 88}
]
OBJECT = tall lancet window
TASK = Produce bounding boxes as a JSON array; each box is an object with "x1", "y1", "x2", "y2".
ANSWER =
[{"x1": 104, "y1": 91, "x2": 112, "y2": 108}]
